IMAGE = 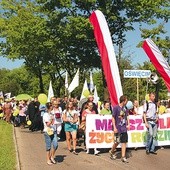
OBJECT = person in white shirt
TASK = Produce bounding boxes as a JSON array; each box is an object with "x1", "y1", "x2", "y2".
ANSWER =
[
  {"x1": 143, "y1": 92, "x2": 158, "y2": 155},
  {"x1": 43, "y1": 102, "x2": 58, "y2": 165},
  {"x1": 51, "y1": 100, "x2": 63, "y2": 139}
]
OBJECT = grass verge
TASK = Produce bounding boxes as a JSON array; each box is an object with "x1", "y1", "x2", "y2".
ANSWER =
[{"x1": 0, "y1": 120, "x2": 16, "y2": 170}]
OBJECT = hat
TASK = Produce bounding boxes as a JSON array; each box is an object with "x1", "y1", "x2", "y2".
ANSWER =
[
  {"x1": 5, "y1": 98, "x2": 11, "y2": 102},
  {"x1": 88, "y1": 94, "x2": 94, "y2": 98}
]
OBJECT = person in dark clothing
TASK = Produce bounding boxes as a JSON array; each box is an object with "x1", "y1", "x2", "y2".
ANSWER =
[
  {"x1": 60, "y1": 96, "x2": 68, "y2": 140},
  {"x1": 60, "y1": 96, "x2": 68, "y2": 111},
  {"x1": 27, "y1": 100, "x2": 36, "y2": 131},
  {"x1": 32, "y1": 98, "x2": 41, "y2": 131},
  {"x1": 28, "y1": 98, "x2": 41, "y2": 131}
]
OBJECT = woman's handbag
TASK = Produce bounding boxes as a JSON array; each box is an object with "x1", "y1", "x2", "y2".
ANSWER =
[{"x1": 47, "y1": 127, "x2": 54, "y2": 136}]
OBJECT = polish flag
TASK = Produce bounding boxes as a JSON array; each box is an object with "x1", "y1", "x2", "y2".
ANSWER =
[
  {"x1": 89, "y1": 10, "x2": 123, "y2": 106},
  {"x1": 142, "y1": 38, "x2": 170, "y2": 91}
]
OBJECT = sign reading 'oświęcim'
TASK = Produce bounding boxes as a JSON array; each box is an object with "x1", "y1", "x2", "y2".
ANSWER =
[{"x1": 124, "y1": 70, "x2": 151, "y2": 78}]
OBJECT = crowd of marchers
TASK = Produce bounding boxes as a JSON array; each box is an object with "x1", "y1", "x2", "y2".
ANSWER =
[{"x1": 0, "y1": 92, "x2": 169, "y2": 165}]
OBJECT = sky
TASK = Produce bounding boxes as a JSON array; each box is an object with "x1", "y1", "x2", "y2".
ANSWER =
[
  {"x1": 124, "y1": 22, "x2": 170, "y2": 66},
  {"x1": 0, "y1": 22, "x2": 169, "y2": 70}
]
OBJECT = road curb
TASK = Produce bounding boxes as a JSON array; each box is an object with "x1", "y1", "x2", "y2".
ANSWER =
[{"x1": 13, "y1": 126, "x2": 21, "y2": 170}]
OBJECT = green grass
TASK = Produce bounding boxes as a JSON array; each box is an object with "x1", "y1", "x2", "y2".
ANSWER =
[{"x1": 0, "y1": 120, "x2": 16, "y2": 170}]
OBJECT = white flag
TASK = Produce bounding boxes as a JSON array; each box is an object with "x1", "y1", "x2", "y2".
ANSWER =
[
  {"x1": 68, "y1": 69, "x2": 79, "y2": 93},
  {"x1": 93, "y1": 85, "x2": 99, "y2": 104},
  {"x1": 80, "y1": 79, "x2": 89, "y2": 101},
  {"x1": 4, "y1": 92, "x2": 11, "y2": 99},
  {"x1": 89, "y1": 71, "x2": 94, "y2": 92},
  {"x1": 47, "y1": 81, "x2": 54, "y2": 102},
  {"x1": 0, "y1": 91, "x2": 3, "y2": 98},
  {"x1": 65, "y1": 71, "x2": 69, "y2": 89}
]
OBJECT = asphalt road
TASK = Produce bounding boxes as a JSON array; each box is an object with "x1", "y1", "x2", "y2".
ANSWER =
[{"x1": 14, "y1": 127, "x2": 170, "y2": 170}]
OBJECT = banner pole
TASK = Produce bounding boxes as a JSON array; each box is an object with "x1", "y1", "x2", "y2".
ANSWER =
[
  {"x1": 137, "y1": 78, "x2": 139, "y2": 102},
  {"x1": 146, "y1": 79, "x2": 149, "y2": 96}
]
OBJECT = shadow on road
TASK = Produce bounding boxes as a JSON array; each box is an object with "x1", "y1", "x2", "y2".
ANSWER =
[{"x1": 55, "y1": 155, "x2": 67, "y2": 163}]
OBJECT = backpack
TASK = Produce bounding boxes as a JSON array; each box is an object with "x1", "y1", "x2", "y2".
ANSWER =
[
  {"x1": 143, "y1": 101, "x2": 157, "y2": 123},
  {"x1": 145, "y1": 100, "x2": 157, "y2": 112}
]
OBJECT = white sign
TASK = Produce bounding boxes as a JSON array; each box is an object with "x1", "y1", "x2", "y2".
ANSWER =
[
  {"x1": 86, "y1": 114, "x2": 170, "y2": 148},
  {"x1": 124, "y1": 70, "x2": 151, "y2": 78}
]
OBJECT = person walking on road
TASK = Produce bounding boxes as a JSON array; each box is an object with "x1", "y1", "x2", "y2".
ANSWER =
[
  {"x1": 52, "y1": 100, "x2": 63, "y2": 139},
  {"x1": 109, "y1": 95, "x2": 130, "y2": 163},
  {"x1": 62, "y1": 101, "x2": 79, "y2": 155},
  {"x1": 143, "y1": 92, "x2": 158, "y2": 155},
  {"x1": 43, "y1": 102, "x2": 58, "y2": 165}
]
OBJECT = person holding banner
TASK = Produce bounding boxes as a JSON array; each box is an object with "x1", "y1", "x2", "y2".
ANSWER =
[
  {"x1": 80, "y1": 95, "x2": 98, "y2": 118},
  {"x1": 143, "y1": 92, "x2": 158, "y2": 155},
  {"x1": 100, "y1": 101, "x2": 112, "y2": 115},
  {"x1": 109, "y1": 95, "x2": 130, "y2": 163},
  {"x1": 82, "y1": 101, "x2": 100, "y2": 155}
]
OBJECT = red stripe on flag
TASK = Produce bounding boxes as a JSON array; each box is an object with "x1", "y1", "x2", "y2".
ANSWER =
[
  {"x1": 143, "y1": 39, "x2": 170, "y2": 91},
  {"x1": 89, "y1": 11, "x2": 121, "y2": 106}
]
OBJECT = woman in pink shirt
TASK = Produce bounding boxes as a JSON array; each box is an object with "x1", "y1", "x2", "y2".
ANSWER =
[
  {"x1": 81, "y1": 101, "x2": 100, "y2": 155},
  {"x1": 19, "y1": 100, "x2": 27, "y2": 128}
]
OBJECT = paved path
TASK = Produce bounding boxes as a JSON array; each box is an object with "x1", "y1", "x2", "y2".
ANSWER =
[{"x1": 14, "y1": 127, "x2": 170, "y2": 170}]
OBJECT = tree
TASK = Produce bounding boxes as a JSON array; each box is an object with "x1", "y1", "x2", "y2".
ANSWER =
[
  {"x1": 138, "y1": 24, "x2": 170, "y2": 59},
  {"x1": 0, "y1": 0, "x2": 51, "y2": 92},
  {"x1": 0, "y1": 0, "x2": 169, "y2": 98}
]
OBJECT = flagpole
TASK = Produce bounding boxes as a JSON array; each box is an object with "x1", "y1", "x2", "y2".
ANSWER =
[
  {"x1": 65, "y1": 71, "x2": 68, "y2": 96},
  {"x1": 65, "y1": 88, "x2": 68, "y2": 96},
  {"x1": 65, "y1": 87, "x2": 67, "y2": 96}
]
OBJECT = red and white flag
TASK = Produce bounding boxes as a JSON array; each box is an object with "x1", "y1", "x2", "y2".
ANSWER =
[
  {"x1": 142, "y1": 38, "x2": 170, "y2": 91},
  {"x1": 89, "y1": 10, "x2": 123, "y2": 106}
]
